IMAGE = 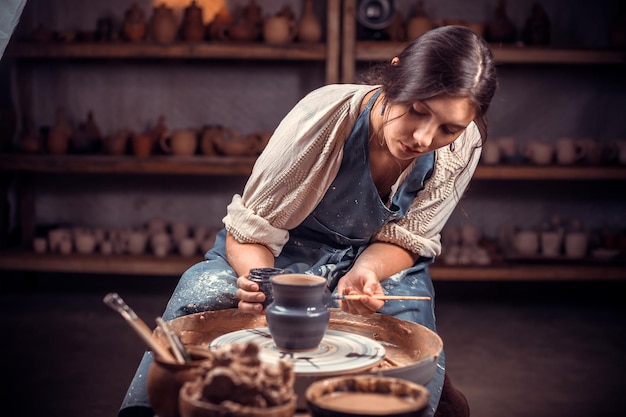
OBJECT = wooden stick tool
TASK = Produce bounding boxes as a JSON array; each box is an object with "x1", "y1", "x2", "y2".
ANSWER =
[
  {"x1": 333, "y1": 294, "x2": 431, "y2": 301},
  {"x1": 103, "y1": 292, "x2": 176, "y2": 363}
]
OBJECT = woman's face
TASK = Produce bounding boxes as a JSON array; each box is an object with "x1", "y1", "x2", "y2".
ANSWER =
[{"x1": 382, "y1": 95, "x2": 476, "y2": 161}]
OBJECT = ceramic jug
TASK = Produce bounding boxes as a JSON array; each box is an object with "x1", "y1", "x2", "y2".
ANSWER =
[
  {"x1": 181, "y1": 0, "x2": 205, "y2": 42},
  {"x1": 266, "y1": 274, "x2": 330, "y2": 351},
  {"x1": 297, "y1": 0, "x2": 322, "y2": 43},
  {"x1": 263, "y1": 15, "x2": 296, "y2": 45},
  {"x1": 160, "y1": 130, "x2": 197, "y2": 156},
  {"x1": 150, "y1": 3, "x2": 178, "y2": 44},
  {"x1": 555, "y1": 137, "x2": 585, "y2": 165}
]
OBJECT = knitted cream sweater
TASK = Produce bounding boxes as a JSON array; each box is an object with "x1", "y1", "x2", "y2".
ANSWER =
[{"x1": 223, "y1": 84, "x2": 482, "y2": 258}]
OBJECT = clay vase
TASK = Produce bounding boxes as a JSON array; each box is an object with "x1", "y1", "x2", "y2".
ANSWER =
[
  {"x1": 160, "y1": 129, "x2": 197, "y2": 156},
  {"x1": 181, "y1": 0, "x2": 205, "y2": 42},
  {"x1": 297, "y1": 0, "x2": 323, "y2": 43},
  {"x1": 72, "y1": 111, "x2": 102, "y2": 154},
  {"x1": 47, "y1": 107, "x2": 72, "y2": 155},
  {"x1": 406, "y1": 0, "x2": 433, "y2": 40},
  {"x1": 122, "y1": 3, "x2": 147, "y2": 42},
  {"x1": 147, "y1": 346, "x2": 214, "y2": 417},
  {"x1": 263, "y1": 15, "x2": 297, "y2": 45},
  {"x1": 266, "y1": 274, "x2": 330, "y2": 351},
  {"x1": 150, "y1": 3, "x2": 178, "y2": 44},
  {"x1": 486, "y1": 0, "x2": 517, "y2": 43},
  {"x1": 523, "y1": 3, "x2": 551, "y2": 45}
]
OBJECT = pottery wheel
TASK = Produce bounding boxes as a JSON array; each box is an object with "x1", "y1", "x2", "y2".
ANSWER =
[{"x1": 210, "y1": 327, "x2": 386, "y2": 377}]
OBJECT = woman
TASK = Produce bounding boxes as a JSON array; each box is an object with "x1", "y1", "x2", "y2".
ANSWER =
[{"x1": 120, "y1": 25, "x2": 497, "y2": 417}]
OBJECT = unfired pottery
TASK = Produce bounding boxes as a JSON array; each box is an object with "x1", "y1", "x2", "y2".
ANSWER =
[{"x1": 150, "y1": 3, "x2": 178, "y2": 44}]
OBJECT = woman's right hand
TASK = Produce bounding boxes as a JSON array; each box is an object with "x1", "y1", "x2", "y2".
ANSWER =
[{"x1": 236, "y1": 275, "x2": 265, "y2": 314}]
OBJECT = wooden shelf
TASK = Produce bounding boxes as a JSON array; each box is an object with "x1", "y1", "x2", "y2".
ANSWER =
[
  {"x1": 0, "y1": 154, "x2": 256, "y2": 176},
  {"x1": 352, "y1": 41, "x2": 626, "y2": 65},
  {"x1": 0, "y1": 250, "x2": 623, "y2": 281},
  {"x1": 2, "y1": 154, "x2": 625, "y2": 179},
  {"x1": 4, "y1": 41, "x2": 328, "y2": 61},
  {"x1": 473, "y1": 164, "x2": 626, "y2": 180}
]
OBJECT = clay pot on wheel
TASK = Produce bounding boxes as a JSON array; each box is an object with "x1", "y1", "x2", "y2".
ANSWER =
[{"x1": 265, "y1": 274, "x2": 330, "y2": 351}]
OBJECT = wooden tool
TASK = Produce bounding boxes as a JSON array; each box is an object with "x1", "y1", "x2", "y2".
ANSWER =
[
  {"x1": 333, "y1": 294, "x2": 431, "y2": 301},
  {"x1": 156, "y1": 316, "x2": 191, "y2": 364},
  {"x1": 103, "y1": 292, "x2": 176, "y2": 363}
]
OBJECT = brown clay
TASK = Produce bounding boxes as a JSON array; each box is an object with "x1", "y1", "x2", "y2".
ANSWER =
[
  {"x1": 181, "y1": 1, "x2": 205, "y2": 42},
  {"x1": 150, "y1": 3, "x2": 178, "y2": 44}
]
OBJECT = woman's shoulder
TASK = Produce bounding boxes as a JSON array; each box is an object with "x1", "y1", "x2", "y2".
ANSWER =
[{"x1": 302, "y1": 83, "x2": 380, "y2": 104}]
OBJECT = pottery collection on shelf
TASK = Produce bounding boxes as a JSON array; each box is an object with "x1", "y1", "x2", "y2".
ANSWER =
[
  {"x1": 35, "y1": 220, "x2": 220, "y2": 258},
  {"x1": 478, "y1": 136, "x2": 624, "y2": 166}
]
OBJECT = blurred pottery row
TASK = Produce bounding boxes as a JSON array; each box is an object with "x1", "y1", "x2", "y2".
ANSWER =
[
  {"x1": 17, "y1": 110, "x2": 272, "y2": 158},
  {"x1": 34, "y1": 220, "x2": 220, "y2": 257},
  {"x1": 480, "y1": 137, "x2": 626, "y2": 166},
  {"x1": 28, "y1": 0, "x2": 323, "y2": 45}
]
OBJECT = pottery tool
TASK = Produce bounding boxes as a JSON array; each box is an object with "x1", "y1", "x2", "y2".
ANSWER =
[
  {"x1": 333, "y1": 294, "x2": 431, "y2": 301},
  {"x1": 103, "y1": 292, "x2": 176, "y2": 363},
  {"x1": 156, "y1": 316, "x2": 191, "y2": 364}
]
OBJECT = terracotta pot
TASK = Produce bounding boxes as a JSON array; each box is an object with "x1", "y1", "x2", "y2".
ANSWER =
[
  {"x1": 132, "y1": 133, "x2": 154, "y2": 157},
  {"x1": 104, "y1": 129, "x2": 131, "y2": 156},
  {"x1": 486, "y1": 0, "x2": 516, "y2": 43},
  {"x1": 212, "y1": 128, "x2": 257, "y2": 156},
  {"x1": 147, "y1": 346, "x2": 214, "y2": 417},
  {"x1": 206, "y1": 6, "x2": 233, "y2": 41}
]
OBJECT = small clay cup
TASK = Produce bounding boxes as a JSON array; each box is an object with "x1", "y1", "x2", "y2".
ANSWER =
[{"x1": 147, "y1": 346, "x2": 213, "y2": 417}]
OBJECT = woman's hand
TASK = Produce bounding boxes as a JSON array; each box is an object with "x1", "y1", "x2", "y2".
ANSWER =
[
  {"x1": 236, "y1": 274, "x2": 265, "y2": 314},
  {"x1": 336, "y1": 268, "x2": 385, "y2": 316}
]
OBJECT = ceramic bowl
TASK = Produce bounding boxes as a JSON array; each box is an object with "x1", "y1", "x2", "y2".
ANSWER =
[
  {"x1": 178, "y1": 380, "x2": 297, "y2": 417},
  {"x1": 305, "y1": 375, "x2": 429, "y2": 417}
]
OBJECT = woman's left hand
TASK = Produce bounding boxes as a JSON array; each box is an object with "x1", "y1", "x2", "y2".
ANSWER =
[{"x1": 336, "y1": 268, "x2": 385, "y2": 316}]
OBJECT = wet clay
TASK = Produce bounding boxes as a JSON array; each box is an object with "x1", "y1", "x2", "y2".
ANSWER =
[{"x1": 316, "y1": 392, "x2": 418, "y2": 414}]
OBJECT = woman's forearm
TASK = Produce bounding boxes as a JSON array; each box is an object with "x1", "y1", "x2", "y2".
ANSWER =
[
  {"x1": 225, "y1": 231, "x2": 275, "y2": 277},
  {"x1": 353, "y1": 241, "x2": 419, "y2": 281}
]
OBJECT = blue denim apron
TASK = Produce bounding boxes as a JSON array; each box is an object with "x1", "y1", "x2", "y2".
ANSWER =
[{"x1": 119, "y1": 91, "x2": 445, "y2": 417}]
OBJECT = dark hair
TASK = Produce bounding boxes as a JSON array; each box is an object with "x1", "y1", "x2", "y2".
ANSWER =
[{"x1": 360, "y1": 25, "x2": 498, "y2": 140}]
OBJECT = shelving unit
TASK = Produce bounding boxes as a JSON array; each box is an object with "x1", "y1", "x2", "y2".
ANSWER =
[{"x1": 1, "y1": 0, "x2": 624, "y2": 282}]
